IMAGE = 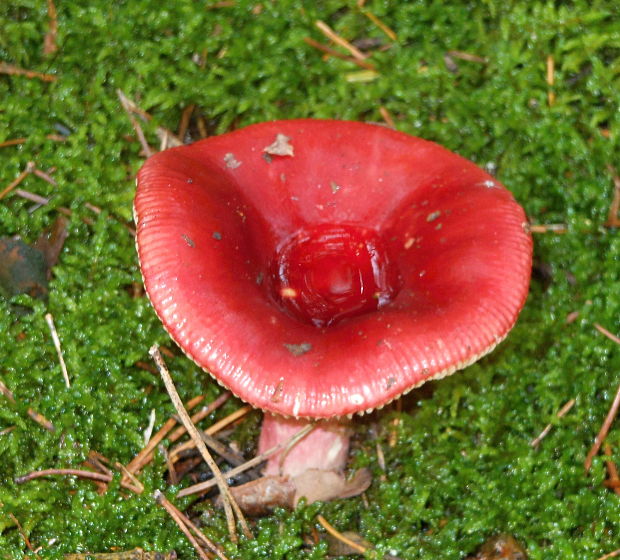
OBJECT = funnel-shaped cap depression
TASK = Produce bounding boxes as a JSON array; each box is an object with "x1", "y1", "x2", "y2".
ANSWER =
[{"x1": 135, "y1": 120, "x2": 532, "y2": 418}]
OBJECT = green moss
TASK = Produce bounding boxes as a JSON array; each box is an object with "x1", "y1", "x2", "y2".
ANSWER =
[{"x1": 1, "y1": 0, "x2": 619, "y2": 558}]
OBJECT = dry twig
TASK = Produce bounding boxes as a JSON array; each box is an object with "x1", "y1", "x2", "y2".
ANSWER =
[
  {"x1": 149, "y1": 345, "x2": 252, "y2": 541},
  {"x1": 597, "y1": 550, "x2": 620, "y2": 560}
]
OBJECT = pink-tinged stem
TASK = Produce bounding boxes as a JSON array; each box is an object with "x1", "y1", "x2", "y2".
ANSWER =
[{"x1": 258, "y1": 413, "x2": 350, "y2": 476}]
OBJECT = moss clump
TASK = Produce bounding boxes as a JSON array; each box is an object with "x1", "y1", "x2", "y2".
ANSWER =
[{"x1": 1, "y1": 0, "x2": 619, "y2": 558}]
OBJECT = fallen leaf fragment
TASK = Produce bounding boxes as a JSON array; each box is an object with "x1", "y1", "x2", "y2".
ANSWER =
[
  {"x1": 223, "y1": 475, "x2": 295, "y2": 516},
  {"x1": 34, "y1": 215, "x2": 69, "y2": 275},
  {"x1": 466, "y1": 534, "x2": 528, "y2": 560},
  {"x1": 0, "y1": 238, "x2": 48, "y2": 300},
  {"x1": 0, "y1": 217, "x2": 69, "y2": 304},
  {"x1": 220, "y1": 468, "x2": 371, "y2": 515},
  {"x1": 293, "y1": 468, "x2": 371, "y2": 505},
  {"x1": 264, "y1": 134, "x2": 294, "y2": 157}
]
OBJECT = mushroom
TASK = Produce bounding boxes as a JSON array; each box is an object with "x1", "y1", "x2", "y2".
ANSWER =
[{"x1": 134, "y1": 119, "x2": 532, "y2": 508}]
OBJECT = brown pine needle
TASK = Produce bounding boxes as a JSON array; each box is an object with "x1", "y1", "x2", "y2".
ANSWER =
[
  {"x1": 605, "y1": 165, "x2": 620, "y2": 228},
  {"x1": 8, "y1": 513, "x2": 34, "y2": 552},
  {"x1": 167, "y1": 392, "x2": 231, "y2": 444},
  {"x1": 154, "y1": 490, "x2": 212, "y2": 560},
  {"x1": 125, "y1": 393, "x2": 209, "y2": 475},
  {"x1": 177, "y1": 423, "x2": 314, "y2": 498},
  {"x1": 157, "y1": 128, "x2": 183, "y2": 151},
  {"x1": 118, "y1": 90, "x2": 154, "y2": 158},
  {"x1": 64, "y1": 550, "x2": 176, "y2": 560},
  {"x1": 362, "y1": 10, "x2": 397, "y2": 41},
  {"x1": 594, "y1": 323, "x2": 620, "y2": 347},
  {"x1": 0, "y1": 379, "x2": 16, "y2": 402},
  {"x1": 603, "y1": 444, "x2": 620, "y2": 497},
  {"x1": 379, "y1": 106, "x2": 395, "y2": 129},
  {"x1": 169, "y1": 405, "x2": 252, "y2": 463},
  {"x1": 546, "y1": 54, "x2": 555, "y2": 107},
  {"x1": 45, "y1": 313, "x2": 70, "y2": 388},
  {"x1": 529, "y1": 223, "x2": 567, "y2": 234},
  {"x1": 27, "y1": 408, "x2": 55, "y2": 432},
  {"x1": 14, "y1": 188, "x2": 50, "y2": 206},
  {"x1": 117, "y1": 90, "x2": 183, "y2": 155},
  {"x1": 303, "y1": 37, "x2": 376, "y2": 70},
  {"x1": 447, "y1": 50, "x2": 487, "y2": 64},
  {"x1": 15, "y1": 468, "x2": 112, "y2": 485},
  {"x1": 33, "y1": 167, "x2": 58, "y2": 186},
  {"x1": 86, "y1": 450, "x2": 113, "y2": 476},
  {"x1": 197, "y1": 116, "x2": 208, "y2": 139},
  {"x1": 0, "y1": 135, "x2": 65, "y2": 149},
  {"x1": 178, "y1": 104, "x2": 196, "y2": 140},
  {"x1": 155, "y1": 490, "x2": 230, "y2": 560},
  {"x1": 44, "y1": 0, "x2": 58, "y2": 55},
  {"x1": 530, "y1": 398, "x2": 576, "y2": 447},
  {"x1": 315, "y1": 20, "x2": 367, "y2": 62},
  {"x1": 149, "y1": 345, "x2": 252, "y2": 541},
  {"x1": 597, "y1": 550, "x2": 620, "y2": 560},
  {"x1": 0, "y1": 161, "x2": 35, "y2": 200},
  {"x1": 317, "y1": 515, "x2": 368, "y2": 555},
  {"x1": 546, "y1": 54, "x2": 555, "y2": 86},
  {"x1": 0, "y1": 138, "x2": 27, "y2": 148},
  {"x1": 0, "y1": 62, "x2": 57, "y2": 82},
  {"x1": 585, "y1": 381, "x2": 620, "y2": 473},
  {"x1": 115, "y1": 463, "x2": 144, "y2": 494}
]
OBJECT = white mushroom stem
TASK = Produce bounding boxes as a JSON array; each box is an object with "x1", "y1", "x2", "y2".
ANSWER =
[{"x1": 258, "y1": 413, "x2": 351, "y2": 477}]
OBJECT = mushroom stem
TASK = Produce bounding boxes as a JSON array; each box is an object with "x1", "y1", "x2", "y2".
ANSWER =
[{"x1": 258, "y1": 413, "x2": 351, "y2": 477}]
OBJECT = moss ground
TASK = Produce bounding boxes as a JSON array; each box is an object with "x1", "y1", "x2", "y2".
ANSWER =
[{"x1": 1, "y1": 1, "x2": 619, "y2": 558}]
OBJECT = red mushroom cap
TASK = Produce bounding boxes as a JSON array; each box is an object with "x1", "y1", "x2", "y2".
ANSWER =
[{"x1": 135, "y1": 120, "x2": 532, "y2": 418}]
